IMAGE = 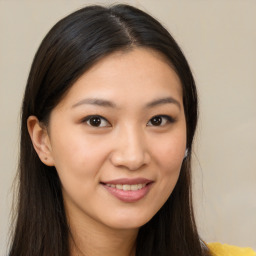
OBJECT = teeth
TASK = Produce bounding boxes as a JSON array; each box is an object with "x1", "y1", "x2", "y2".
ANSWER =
[
  {"x1": 123, "y1": 184, "x2": 130, "y2": 191},
  {"x1": 137, "y1": 184, "x2": 143, "y2": 189},
  {"x1": 106, "y1": 183, "x2": 146, "y2": 191},
  {"x1": 131, "y1": 184, "x2": 138, "y2": 190},
  {"x1": 116, "y1": 184, "x2": 123, "y2": 189}
]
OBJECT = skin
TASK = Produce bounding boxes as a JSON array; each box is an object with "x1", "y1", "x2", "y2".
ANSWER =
[{"x1": 28, "y1": 47, "x2": 187, "y2": 256}]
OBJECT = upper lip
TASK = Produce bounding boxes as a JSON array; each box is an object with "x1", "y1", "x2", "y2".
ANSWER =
[{"x1": 101, "y1": 178, "x2": 153, "y2": 185}]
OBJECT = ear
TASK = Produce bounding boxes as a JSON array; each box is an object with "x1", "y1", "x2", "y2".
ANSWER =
[{"x1": 27, "y1": 116, "x2": 55, "y2": 166}]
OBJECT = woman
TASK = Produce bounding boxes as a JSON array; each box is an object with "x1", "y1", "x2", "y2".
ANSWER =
[{"x1": 8, "y1": 4, "x2": 255, "y2": 256}]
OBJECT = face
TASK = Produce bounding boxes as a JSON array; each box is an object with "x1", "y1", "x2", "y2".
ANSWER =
[{"x1": 44, "y1": 48, "x2": 186, "y2": 230}]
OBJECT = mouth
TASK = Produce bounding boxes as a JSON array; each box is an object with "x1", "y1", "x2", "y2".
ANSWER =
[
  {"x1": 105, "y1": 183, "x2": 147, "y2": 191},
  {"x1": 100, "y1": 178, "x2": 153, "y2": 202}
]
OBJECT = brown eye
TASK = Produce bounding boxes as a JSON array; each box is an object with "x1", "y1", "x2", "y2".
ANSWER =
[
  {"x1": 147, "y1": 115, "x2": 174, "y2": 126},
  {"x1": 84, "y1": 115, "x2": 110, "y2": 127},
  {"x1": 151, "y1": 116, "x2": 162, "y2": 126},
  {"x1": 89, "y1": 117, "x2": 101, "y2": 126}
]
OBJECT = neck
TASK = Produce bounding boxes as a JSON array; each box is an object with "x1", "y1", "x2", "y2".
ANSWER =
[{"x1": 67, "y1": 210, "x2": 138, "y2": 256}]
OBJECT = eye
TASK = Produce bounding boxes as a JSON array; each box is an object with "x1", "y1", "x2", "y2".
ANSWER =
[
  {"x1": 83, "y1": 115, "x2": 111, "y2": 127},
  {"x1": 147, "y1": 115, "x2": 175, "y2": 126}
]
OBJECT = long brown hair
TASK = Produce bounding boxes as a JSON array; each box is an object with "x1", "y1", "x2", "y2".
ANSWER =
[{"x1": 9, "y1": 4, "x2": 210, "y2": 256}]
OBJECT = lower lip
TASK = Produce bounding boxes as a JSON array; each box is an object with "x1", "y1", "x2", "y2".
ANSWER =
[{"x1": 102, "y1": 183, "x2": 153, "y2": 203}]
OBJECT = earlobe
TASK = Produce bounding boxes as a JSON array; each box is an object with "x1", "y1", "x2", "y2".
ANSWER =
[{"x1": 27, "y1": 116, "x2": 55, "y2": 166}]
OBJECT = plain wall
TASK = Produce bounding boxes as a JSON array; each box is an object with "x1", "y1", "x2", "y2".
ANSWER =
[{"x1": 1, "y1": 0, "x2": 255, "y2": 254}]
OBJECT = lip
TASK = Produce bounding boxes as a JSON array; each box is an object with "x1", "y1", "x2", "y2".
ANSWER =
[
  {"x1": 101, "y1": 178, "x2": 153, "y2": 185},
  {"x1": 101, "y1": 178, "x2": 154, "y2": 203}
]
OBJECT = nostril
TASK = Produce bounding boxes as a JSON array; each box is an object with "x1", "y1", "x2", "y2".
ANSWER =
[{"x1": 109, "y1": 147, "x2": 151, "y2": 171}]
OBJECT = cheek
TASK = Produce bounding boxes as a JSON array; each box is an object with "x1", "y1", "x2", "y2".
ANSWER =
[
  {"x1": 146, "y1": 144, "x2": 184, "y2": 218},
  {"x1": 152, "y1": 133, "x2": 186, "y2": 170},
  {"x1": 50, "y1": 130, "x2": 109, "y2": 182},
  {"x1": 50, "y1": 133, "x2": 109, "y2": 207},
  {"x1": 150, "y1": 132, "x2": 186, "y2": 194}
]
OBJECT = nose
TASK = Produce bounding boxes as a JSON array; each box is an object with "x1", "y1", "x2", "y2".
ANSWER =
[{"x1": 110, "y1": 127, "x2": 151, "y2": 171}]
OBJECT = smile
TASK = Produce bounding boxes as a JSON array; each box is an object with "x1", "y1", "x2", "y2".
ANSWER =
[
  {"x1": 105, "y1": 183, "x2": 146, "y2": 191},
  {"x1": 101, "y1": 178, "x2": 153, "y2": 202}
]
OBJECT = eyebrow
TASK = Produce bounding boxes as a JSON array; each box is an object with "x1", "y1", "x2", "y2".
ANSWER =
[
  {"x1": 72, "y1": 98, "x2": 117, "y2": 108},
  {"x1": 145, "y1": 97, "x2": 181, "y2": 110},
  {"x1": 72, "y1": 97, "x2": 181, "y2": 110}
]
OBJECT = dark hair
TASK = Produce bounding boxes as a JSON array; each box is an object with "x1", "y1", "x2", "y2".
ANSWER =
[{"x1": 9, "y1": 4, "x2": 210, "y2": 256}]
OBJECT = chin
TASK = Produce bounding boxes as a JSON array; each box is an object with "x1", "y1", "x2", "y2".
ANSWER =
[{"x1": 104, "y1": 213, "x2": 154, "y2": 230}]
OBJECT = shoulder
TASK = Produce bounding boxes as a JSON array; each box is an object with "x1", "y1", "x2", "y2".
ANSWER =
[{"x1": 207, "y1": 242, "x2": 256, "y2": 256}]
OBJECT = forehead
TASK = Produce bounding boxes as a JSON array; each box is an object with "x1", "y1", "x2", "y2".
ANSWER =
[{"x1": 57, "y1": 47, "x2": 183, "y2": 109}]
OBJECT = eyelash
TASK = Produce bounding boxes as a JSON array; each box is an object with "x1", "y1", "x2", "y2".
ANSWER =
[
  {"x1": 83, "y1": 115, "x2": 111, "y2": 128},
  {"x1": 82, "y1": 115, "x2": 176, "y2": 128},
  {"x1": 147, "y1": 115, "x2": 175, "y2": 126}
]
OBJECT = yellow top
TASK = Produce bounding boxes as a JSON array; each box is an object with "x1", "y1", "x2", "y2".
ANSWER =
[{"x1": 208, "y1": 243, "x2": 256, "y2": 256}]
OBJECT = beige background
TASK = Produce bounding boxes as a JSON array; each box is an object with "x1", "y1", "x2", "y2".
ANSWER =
[{"x1": 0, "y1": 0, "x2": 255, "y2": 254}]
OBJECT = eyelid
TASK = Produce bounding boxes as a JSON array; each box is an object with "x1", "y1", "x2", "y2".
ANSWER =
[
  {"x1": 147, "y1": 115, "x2": 176, "y2": 126},
  {"x1": 81, "y1": 114, "x2": 175, "y2": 128},
  {"x1": 82, "y1": 115, "x2": 111, "y2": 127}
]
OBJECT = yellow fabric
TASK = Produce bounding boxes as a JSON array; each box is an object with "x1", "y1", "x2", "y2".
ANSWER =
[{"x1": 208, "y1": 242, "x2": 256, "y2": 256}]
